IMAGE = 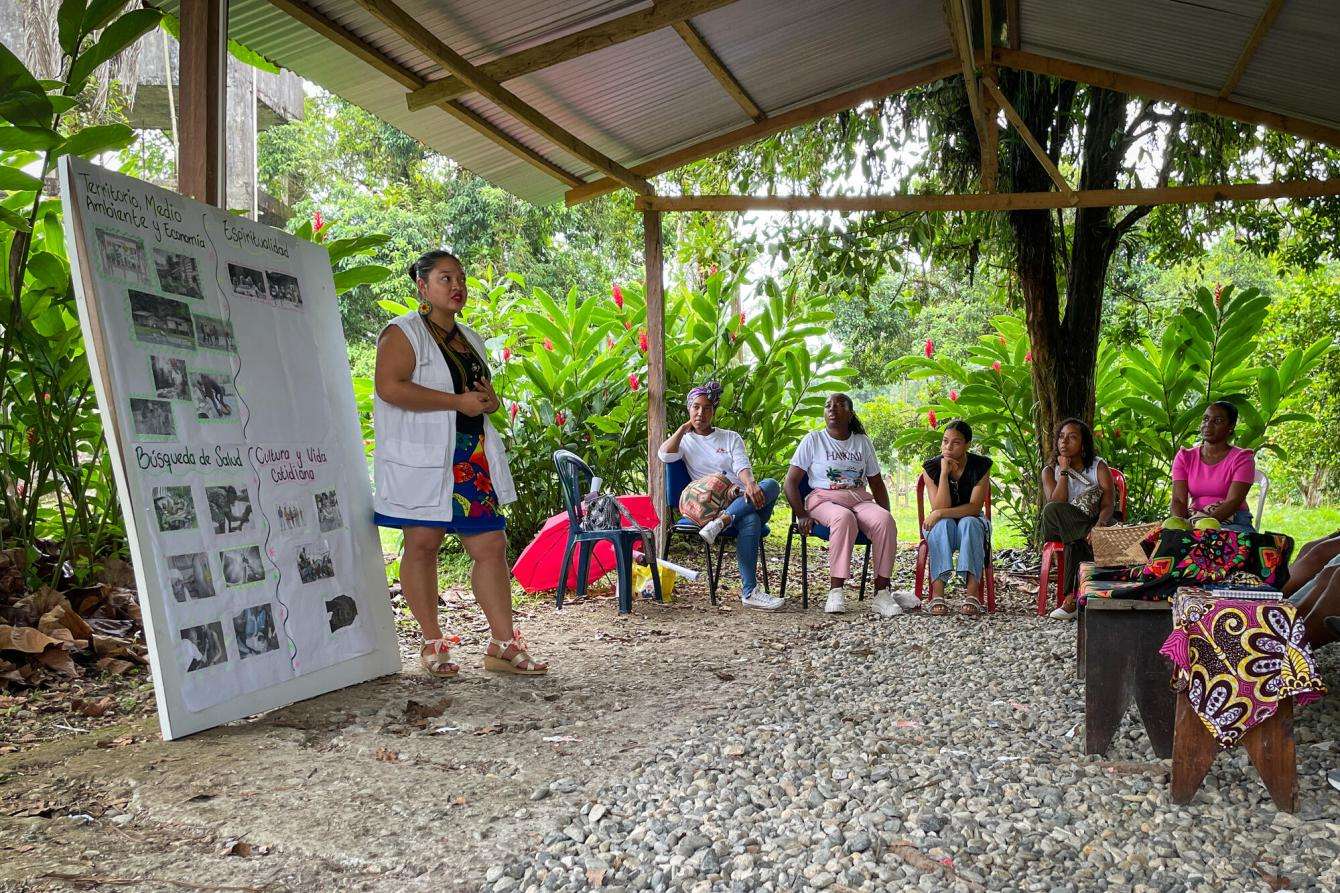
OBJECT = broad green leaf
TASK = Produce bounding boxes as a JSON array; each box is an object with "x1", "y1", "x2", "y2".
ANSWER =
[
  {"x1": 0, "y1": 126, "x2": 61, "y2": 151},
  {"x1": 56, "y1": 122, "x2": 133, "y2": 158},
  {"x1": 58, "y1": 0, "x2": 88, "y2": 55},
  {"x1": 0, "y1": 165, "x2": 41, "y2": 191},
  {"x1": 66, "y1": 8, "x2": 163, "y2": 92},
  {"x1": 332, "y1": 264, "x2": 392, "y2": 293},
  {"x1": 82, "y1": 0, "x2": 132, "y2": 34}
]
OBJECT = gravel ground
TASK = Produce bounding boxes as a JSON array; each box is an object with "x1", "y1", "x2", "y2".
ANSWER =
[{"x1": 483, "y1": 600, "x2": 1340, "y2": 893}]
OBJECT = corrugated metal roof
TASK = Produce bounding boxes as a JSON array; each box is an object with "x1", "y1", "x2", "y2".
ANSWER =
[{"x1": 157, "y1": 0, "x2": 1340, "y2": 206}]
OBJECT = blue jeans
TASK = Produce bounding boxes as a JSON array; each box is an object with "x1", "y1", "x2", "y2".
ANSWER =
[
  {"x1": 1223, "y1": 508, "x2": 1254, "y2": 533},
  {"x1": 723, "y1": 478, "x2": 780, "y2": 596},
  {"x1": 926, "y1": 515, "x2": 988, "y2": 583}
]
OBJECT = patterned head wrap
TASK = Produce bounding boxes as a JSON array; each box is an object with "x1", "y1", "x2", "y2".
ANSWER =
[{"x1": 687, "y1": 380, "x2": 722, "y2": 408}]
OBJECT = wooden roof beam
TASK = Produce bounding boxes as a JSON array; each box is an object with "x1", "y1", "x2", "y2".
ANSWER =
[
  {"x1": 1220, "y1": 0, "x2": 1286, "y2": 98},
  {"x1": 404, "y1": 0, "x2": 741, "y2": 112},
  {"x1": 995, "y1": 48, "x2": 1340, "y2": 148},
  {"x1": 672, "y1": 19, "x2": 763, "y2": 122},
  {"x1": 943, "y1": 0, "x2": 997, "y2": 191},
  {"x1": 352, "y1": 0, "x2": 651, "y2": 195},
  {"x1": 633, "y1": 178, "x2": 1340, "y2": 213},
  {"x1": 981, "y1": 76, "x2": 1071, "y2": 194},
  {"x1": 564, "y1": 56, "x2": 961, "y2": 206},
  {"x1": 263, "y1": 0, "x2": 582, "y2": 188}
]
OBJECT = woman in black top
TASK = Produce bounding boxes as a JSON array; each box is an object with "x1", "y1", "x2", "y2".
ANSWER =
[{"x1": 920, "y1": 419, "x2": 992, "y2": 615}]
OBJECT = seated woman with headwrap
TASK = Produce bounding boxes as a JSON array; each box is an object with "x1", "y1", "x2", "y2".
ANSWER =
[{"x1": 658, "y1": 381, "x2": 784, "y2": 610}]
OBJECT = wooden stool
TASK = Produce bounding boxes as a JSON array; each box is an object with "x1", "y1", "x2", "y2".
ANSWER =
[
  {"x1": 1171, "y1": 695, "x2": 1298, "y2": 812},
  {"x1": 1083, "y1": 598, "x2": 1174, "y2": 757}
]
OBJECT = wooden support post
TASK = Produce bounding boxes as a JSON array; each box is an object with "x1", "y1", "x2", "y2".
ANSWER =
[
  {"x1": 178, "y1": 0, "x2": 227, "y2": 206},
  {"x1": 644, "y1": 209, "x2": 667, "y2": 550},
  {"x1": 982, "y1": 77, "x2": 1071, "y2": 194},
  {"x1": 943, "y1": 0, "x2": 995, "y2": 191}
]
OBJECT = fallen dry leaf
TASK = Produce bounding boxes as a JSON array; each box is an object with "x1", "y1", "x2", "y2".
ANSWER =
[
  {"x1": 1252, "y1": 862, "x2": 1291, "y2": 891},
  {"x1": 97, "y1": 735, "x2": 137, "y2": 749},
  {"x1": 221, "y1": 838, "x2": 272, "y2": 857},
  {"x1": 712, "y1": 670, "x2": 735, "y2": 681},
  {"x1": 0, "y1": 624, "x2": 61, "y2": 654},
  {"x1": 39, "y1": 601, "x2": 93, "y2": 641},
  {"x1": 404, "y1": 697, "x2": 450, "y2": 721},
  {"x1": 37, "y1": 646, "x2": 78, "y2": 676},
  {"x1": 374, "y1": 746, "x2": 401, "y2": 763},
  {"x1": 72, "y1": 696, "x2": 116, "y2": 717}
]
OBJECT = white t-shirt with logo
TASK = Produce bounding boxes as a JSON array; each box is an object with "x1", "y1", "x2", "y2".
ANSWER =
[
  {"x1": 790, "y1": 430, "x2": 881, "y2": 491},
  {"x1": 658, "y1": 427, "x2": 751, "y2": 488}
]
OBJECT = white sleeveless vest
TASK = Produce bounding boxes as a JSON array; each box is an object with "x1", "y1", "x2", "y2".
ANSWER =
[{"x1": 372, "y1": 312, "x2": 516, "y2": 521}]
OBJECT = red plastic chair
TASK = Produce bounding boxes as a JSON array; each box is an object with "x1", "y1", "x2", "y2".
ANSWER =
[
  {"x1": 913, "y1": 475, "x2": 997, "y2": 613},
  {"x1": 1037, "y1": 467, "x2": 1127, "y2": 616}
]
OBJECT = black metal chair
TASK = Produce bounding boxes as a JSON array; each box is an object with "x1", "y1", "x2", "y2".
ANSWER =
[
  {"x1": 552, "y1": 450, "x2": 661, "y2": 614},
  {"x1": 779, "y1": 478, "x2": 871, "y2": 609},
  {"x1": 661, "y1": 460, "x2": 770, "y2": 605}
]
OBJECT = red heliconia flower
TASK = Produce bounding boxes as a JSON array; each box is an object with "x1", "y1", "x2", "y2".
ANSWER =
[
  {"x1": 606, "y1": 336, "x2": 616, "y2": 350},
  {"x1": 708, "y1": 264, "x2": 719, "y2": 277},
  {"x1": 638, "y1": 330, "x2": 648, "y2": 353},
  {"x1": 991, "y1": 360, "x2": 1002, "y2": 373},
  {"x1": 26, "y1": 428, "x2": 37, "y2": 446},
  {"x1": 1213, "y1": 283, "x2": 1223, "y2": 306},
  {"x1": 624, "y1": 320, "x2": 632, "y2": 330},
  {"x1": 612, "y1": 283, "x2": 624, "y2": 308},
  {"x1": 501, "y1": 347, "x2": 512, "y2": 361},
  {"x1": 998, "y1": 335, "x2": 1006, "y2": 346},
  {"x1": 1113, "y1": 427, "x2": 1122, "y2": 439},
  {"x1": 313, "y1": 210, "x2": 325, "y2": 233},
  {"x1": 555, "y1": 411, "x2": 567, "y2": 427},
  {"x1": 924, "y1": 339, "x2": 934, "y2": 358},
  {"x1": 629, "y1": 373, "x2": 640, "y2": 391},
  {"x1": 15, "y1": 481, "x2": 25, "y2": 497},
  {"x1": 1025, "y1": 350, "x2": 1033, "y2": 363},
  {"x1": 949, "y1": 389, "x2": 959, "y2": 402},
  {"x1": 543, "y1": 338, "x2": 554, "y2": 351},
  {"x1": 738, "y1": 311, "x2": 747, "y2": 327},
  {"x1": 928, "y1": 409, "x2": 938, "y2": 429},
  {"x1": 509, "y1": 402, "x2": 519, "y2": 421}
]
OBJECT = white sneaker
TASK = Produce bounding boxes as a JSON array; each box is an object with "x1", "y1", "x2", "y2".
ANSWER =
[
  {"x1": 891, "y1": 589, "x2": 922, "y2": 611},
  {"x1": 824, "y1": 588, "x2": 846, "y2": 614},
  {"x1": 741, "y1": 588, "x2": 784, "y2": 611},
  {"x1": 1049, "y1": 604, "x2": 1077, "y2": 620},
  {"x1": 870, "y1": 590, "x2": 904, "y2": 618},
  {"x1": 698, "y1": 516, "x2": 728, "y2": 546}
]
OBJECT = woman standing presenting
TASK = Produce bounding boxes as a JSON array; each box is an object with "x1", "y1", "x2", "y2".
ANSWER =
[{"x1": 373, "y1": 250, "x2": 546, "y2": 678}]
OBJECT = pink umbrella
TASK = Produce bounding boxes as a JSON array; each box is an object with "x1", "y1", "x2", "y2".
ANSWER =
[{"x1": 511, "y1": 495, "x2": 659, "y2": 593}]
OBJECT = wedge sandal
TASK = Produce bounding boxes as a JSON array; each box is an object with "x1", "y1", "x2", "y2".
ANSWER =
[
  {"x1": 483, "y1": 628, "x2": 548, "y2": 676},
  {"x1": 420, "y1": 635, "x2": 462, "y2": 678}
]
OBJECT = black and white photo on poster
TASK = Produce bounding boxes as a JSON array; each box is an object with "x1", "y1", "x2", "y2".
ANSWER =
[
  {"x1": 326, "y1": 595, "x2": 358, "y2": 632},
  {"x1": 152, "y1": 485, "x2": 198, "y2": 532},
  {"x1": 150, "y1": 355, "x2": 189, "y2": 401},
  {"x1": 191, "y1": 370, "x2": 236, "y2": 420},
  {"x1": 96, "y1": 228, "x2": 147, "y2": 284},
  {"x1": 265, "y1": 271, "x2": 302, "y2": 308},
  {"x1": 296, "y1": 540, "x2": 335, "y2": 584},
  {"x1": 205, "y1": 484, "x2": 253, "y2": 533},
  {"x1": 165, "y1": 551, "x2": 215, "y2": 602},
  {"x1": 180, "y1": 621, "x2": 227, "y2": 672},
  {"x1": 220, "y1": 544, "x2": 266, "y2": 586},
  {"x1": 194, "y1": 314, "x2": 237, "y2": 352},
  {"x1": 228, "y1": 263, "x2": 269, "y2": 301},
  {"x1": 154, "y1": 249, "x2": 204, "y2": 299},
  {"x1": 129, "y1": 289, "x2": 195, "y2": 350},
  {"x1": 232, "y1": 603, "x2": 280, "y2": 659},
  {"x1": 129, "y1": 396, "x2": 176, "y2": 439},
  {"x1": 275, "y1": 500, "x2": 307, "y2": 531},
  {"x1": 314, "y1": 489, "x2": 343, "y2": 532}
]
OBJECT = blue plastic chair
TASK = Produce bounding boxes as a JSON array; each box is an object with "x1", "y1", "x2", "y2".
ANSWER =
[
  {"x1": 661, "y1": 461, "x2": 771, "y2": 605},
  {"x1": 779, "y1": 478, "x2": 872, "y2": 608},
  {"x1": 552, "y1": 450, "x2": 661, "y2": 614}
]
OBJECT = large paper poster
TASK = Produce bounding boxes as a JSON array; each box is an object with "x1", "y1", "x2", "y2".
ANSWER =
[{"x1": 59, "y1": 158, "x2": 400, "y2": 739}]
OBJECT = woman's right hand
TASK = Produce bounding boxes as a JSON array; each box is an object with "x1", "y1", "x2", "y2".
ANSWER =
[{"x1": 454, "y1": 391, "x2": 491, "y2": 417}]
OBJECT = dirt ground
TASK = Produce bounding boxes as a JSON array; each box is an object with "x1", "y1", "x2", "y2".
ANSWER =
[{"x1": 0, "y1": 552, "x2": 854, "y2": 893}]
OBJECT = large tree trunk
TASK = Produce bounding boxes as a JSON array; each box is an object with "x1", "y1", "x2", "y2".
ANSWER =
[{"x1": 1001, "y1": 74, "x2": 1128, "y2": 459}]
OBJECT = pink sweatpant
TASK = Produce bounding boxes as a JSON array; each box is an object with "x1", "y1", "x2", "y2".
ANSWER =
[{"x1": 804, "y1": 488, "x2": 897, "y2": 580}]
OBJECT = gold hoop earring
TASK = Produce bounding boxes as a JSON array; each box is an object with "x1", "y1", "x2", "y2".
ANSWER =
[{"x1": 418, "y1": 300, "x2": 431, "y2": 315}]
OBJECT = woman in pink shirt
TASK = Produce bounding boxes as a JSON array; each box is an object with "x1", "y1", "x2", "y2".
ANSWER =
[{"x1": 1171, "y1": 401, "x2": 1256, "y2": 532}]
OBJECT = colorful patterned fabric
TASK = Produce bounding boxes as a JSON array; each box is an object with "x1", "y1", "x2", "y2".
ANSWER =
[
  {"x1": 374, "y1": 432, "x2": 505, "y2": 534},
  {"x1": 1160, "y1": 589, "x2": 1326, "y2": 748},
  {"x1": 1092, "y1": 528, "x2": 1293, "y2": 601}
]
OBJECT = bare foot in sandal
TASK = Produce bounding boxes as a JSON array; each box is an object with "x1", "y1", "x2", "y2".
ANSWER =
[
  {"x1": 484, "y1": 627, "x2": 548, "y2": 676},
  {"x1": 421, "y1": 636, "x2": 462, "y2": 678}
]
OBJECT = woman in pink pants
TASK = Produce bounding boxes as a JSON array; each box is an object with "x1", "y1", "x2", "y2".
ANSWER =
[{"x1": 784, "y1": 394, "x2": 908, "y2": 616}]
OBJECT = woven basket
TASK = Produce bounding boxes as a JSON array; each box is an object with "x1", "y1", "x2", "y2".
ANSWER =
[{"x1": 1089, "y1": 522, "x2": 1161, "y2": 567}]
